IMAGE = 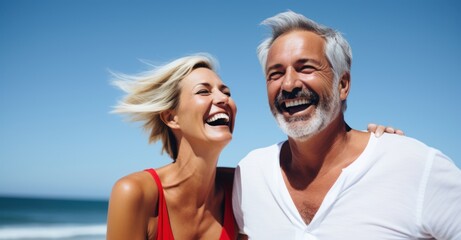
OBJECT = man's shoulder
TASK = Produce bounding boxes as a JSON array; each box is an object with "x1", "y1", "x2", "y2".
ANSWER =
[
  {"x1": 374, "y1": 133, "x2": 450, "y2": 167},
  {"x1": 377, "y1": 133, "x2": 433, "y2": 153}
]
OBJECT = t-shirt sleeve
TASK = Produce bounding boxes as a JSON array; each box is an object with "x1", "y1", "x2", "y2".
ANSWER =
[
  {"x1": 232, "y1": 165, "x2": 245, "y2": 234},
  {"x1": 420, "y1": 150, "x2": 461, "y2": 239}
]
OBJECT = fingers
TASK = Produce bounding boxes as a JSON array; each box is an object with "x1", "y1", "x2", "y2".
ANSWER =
[
  {"x1": 368, "y1": 123, "x2": 383, "y2": 137},
  {"x1": 367, "y1": 123, "x2": 405, "y2": 137},
  {"x1": 384, "y1": 126, "x2": 395, "y2": 134},
  {"x1": 395, "y1": 129, "x2": 405, "y2": 136},
  {"x1": 367, "y1": 123, "x2": 377, "y2": 133},
  {"x1": 375, "y1": 125, "x2": 386, "y2": 137},
  {"x1": 384, "y1": 126, "x2": 405, "y2": 136}
]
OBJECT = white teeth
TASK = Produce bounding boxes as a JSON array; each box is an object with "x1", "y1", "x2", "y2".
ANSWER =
[
  {"x1": 285, "y1": 99, "x2": 309, "y2": 108},
  {"x1": 206, "y1": 113, "x2": 229, "y2": 123}
]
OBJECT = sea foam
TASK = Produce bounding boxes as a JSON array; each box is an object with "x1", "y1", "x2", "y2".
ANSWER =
[{"x1": 0, "y1": 224, "x2": 106, "y2": 239}]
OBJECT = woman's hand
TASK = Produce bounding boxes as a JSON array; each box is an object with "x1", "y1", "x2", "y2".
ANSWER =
[{"x1": 367, "y1": 123, "x2": 405, "y2": 137}]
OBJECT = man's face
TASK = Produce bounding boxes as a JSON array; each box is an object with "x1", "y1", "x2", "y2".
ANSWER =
[{"x1": 265, "y1": 30, "x2": 341, "y2": 140}]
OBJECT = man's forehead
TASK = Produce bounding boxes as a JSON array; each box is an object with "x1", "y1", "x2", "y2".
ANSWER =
[
  {"x1": 267, "y1": 30, "x2": 326, "y2": 63},
  {"x1": 272, "y1": 30, "x2": 324, "y2": 46}
]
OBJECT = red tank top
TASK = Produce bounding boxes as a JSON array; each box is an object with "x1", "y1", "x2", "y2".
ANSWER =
[{"x1": 145, "y1": 168, "x2": 235, "y2": 240}]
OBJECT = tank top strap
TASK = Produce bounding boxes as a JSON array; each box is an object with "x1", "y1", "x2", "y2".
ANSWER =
[{"x1": 145, "y1": 168, "x2": 175, "y2": 240}]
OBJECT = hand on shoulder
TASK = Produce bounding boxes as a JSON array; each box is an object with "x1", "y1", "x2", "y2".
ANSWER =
[{"x1": 367, "y1": 123, "x2": 405, "y2": 137}]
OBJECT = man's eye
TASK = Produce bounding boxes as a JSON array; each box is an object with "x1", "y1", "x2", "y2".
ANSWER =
[
  {"x1": 300, "y1": 66, "x2": 315, "y2": 73},
  {"x1": 268, "y1": 72, "x2": 283, "y2": 80}
]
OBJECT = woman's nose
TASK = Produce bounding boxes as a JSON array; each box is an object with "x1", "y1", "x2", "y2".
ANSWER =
[{"x1": 214, "y1": 91, "x2": 229, "y2": 105}]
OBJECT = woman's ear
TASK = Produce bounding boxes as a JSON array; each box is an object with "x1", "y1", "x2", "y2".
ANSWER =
[
  {"x1": 160, "y1": 110, "x2": 180, "y2": 129},
  {"x1": 339, "y1": 72, "x2": 351, "y2": 100}
]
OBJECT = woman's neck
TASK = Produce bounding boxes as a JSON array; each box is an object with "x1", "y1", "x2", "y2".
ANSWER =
[{"x1": 161, "y1": 139, "x2": 223, "y2": 207}]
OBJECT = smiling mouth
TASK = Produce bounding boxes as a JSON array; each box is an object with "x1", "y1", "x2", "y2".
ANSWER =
[
  {"x1": 206, "y1": 113, "x2": 230, "y2": 127},
  {"x1": 281, "y1": 98, "x2": 315, "y2": 114}
]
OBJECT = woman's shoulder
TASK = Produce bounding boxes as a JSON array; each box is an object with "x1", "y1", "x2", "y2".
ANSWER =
[
  {"x1": 109, "y1": 170, "x2": 159, "y2": 210},
  {"x1": 107, "y1": 170, "x2": 160, "y2": 239}
]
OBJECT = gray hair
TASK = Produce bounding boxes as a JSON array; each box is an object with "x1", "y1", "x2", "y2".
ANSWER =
[
  {"x1": 112, "y1": 53, "x2": 218, "y2": 160},
  {"x1": 257, "y1": 10, "x2": 352, "y2": 89}
]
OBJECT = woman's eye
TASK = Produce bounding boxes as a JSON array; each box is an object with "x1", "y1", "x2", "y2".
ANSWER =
[
  {"x1": 196, "y1": 89, "x2": 210, "y2": 95},
  {"x1": 223, "y1": 91, "x2": 231, "y2": 97}
]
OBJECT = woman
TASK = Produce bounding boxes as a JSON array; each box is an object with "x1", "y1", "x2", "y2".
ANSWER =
[
  {"x1": 107, "y1": 54, "x2": 237, "y2": 240},
  {"x1": 106, "y1": 53, "x2": 401, "y2": 240}
]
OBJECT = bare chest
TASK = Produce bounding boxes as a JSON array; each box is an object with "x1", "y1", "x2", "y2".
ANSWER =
[{"x1": 283, "y1": 171, "x2": 342, "y2": 224}]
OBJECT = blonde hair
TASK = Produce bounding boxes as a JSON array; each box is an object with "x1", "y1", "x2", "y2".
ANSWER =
[{"x1": 112, "y1": 53, "x2": 218, "y2": 160}]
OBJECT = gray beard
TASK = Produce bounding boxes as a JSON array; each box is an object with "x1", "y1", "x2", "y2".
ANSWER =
[{"x1": 271, "y1": 89, "x2": 341, "y2": 141}]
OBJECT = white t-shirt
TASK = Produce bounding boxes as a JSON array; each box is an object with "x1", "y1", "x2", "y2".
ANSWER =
[{"x1": 232, "y1": 134, "x2": 461, "y2": 240}]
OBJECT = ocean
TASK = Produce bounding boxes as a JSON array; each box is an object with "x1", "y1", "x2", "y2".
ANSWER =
[{"x1": 0, "y1": 196, "x2": 107, "y2": 240}]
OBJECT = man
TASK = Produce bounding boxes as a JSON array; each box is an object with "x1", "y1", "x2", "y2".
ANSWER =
[{"x1": 232, "y1": 11, "x2": 461, "y2": 239}]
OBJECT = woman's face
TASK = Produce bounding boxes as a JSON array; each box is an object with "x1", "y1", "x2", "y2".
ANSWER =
[{"x1": 173, "y1": 67, "x2": 237, "y2": 145}]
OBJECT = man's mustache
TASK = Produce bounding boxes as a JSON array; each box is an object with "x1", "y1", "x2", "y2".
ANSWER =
[{"x1": 273, "y1": 88, "x2": 319, "y2": 112}]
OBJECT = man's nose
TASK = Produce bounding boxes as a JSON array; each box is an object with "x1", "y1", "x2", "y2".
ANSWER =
[{"x1": 281, "y1": 67, "x2": 302, "y2": 93}]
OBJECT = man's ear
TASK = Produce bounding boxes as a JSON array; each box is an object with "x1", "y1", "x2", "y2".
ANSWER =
[
  {"x1": 160, "y1": 110, "x2": 180, "y2": 129},
  {"x1": 339, "y1": 72, "x2": 351, "y2": 100}
]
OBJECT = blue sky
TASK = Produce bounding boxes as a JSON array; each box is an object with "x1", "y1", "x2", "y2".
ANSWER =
[{"x1": 1, "y1": 0, "x2": 460, "y2": 200}]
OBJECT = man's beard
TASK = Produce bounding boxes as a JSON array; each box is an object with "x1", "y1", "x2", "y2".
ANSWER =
[{"x1": 271, "y1": 87, "x2": 341, "y2": 141}]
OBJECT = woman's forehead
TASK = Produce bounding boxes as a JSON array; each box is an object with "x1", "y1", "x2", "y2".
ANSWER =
[{"x1": 182, "y1": 67, "x2": 225, "y2": 87}]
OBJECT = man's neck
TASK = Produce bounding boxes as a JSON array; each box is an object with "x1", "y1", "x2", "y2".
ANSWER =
[{"x1": 283, "y1": 115, "x2": 354, "y2": 176}]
